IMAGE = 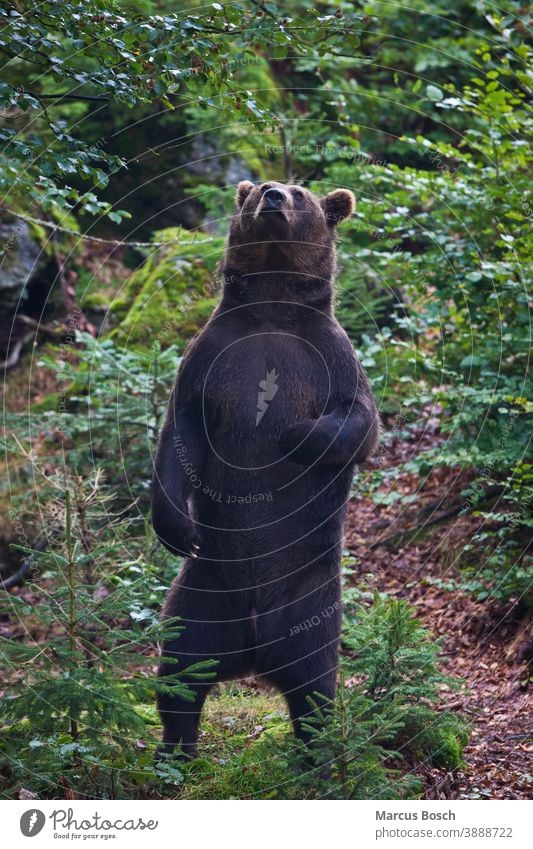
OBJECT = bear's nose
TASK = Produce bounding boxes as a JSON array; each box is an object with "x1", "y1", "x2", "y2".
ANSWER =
[{"x1": 263, "y1": 187, "x2": 286, "y2": 209}]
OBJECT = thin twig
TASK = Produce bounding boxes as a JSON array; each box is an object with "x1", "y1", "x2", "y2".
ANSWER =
[
  {"x1": 368, "y1": 486, "x2": 507, "y2": 550},
  {"x1": 29, "y1": 92, "x2": 109, "y2": 102},
  {"x1": 0, "y1": 540, "x2": 47, "y2": 591},
  {"x1": 3, "y1": 208, "x2": 216, "y2": 250}
]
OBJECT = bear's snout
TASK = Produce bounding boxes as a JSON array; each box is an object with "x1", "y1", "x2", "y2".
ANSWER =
[{"x1": 262, "y1": 187, "x2": 287, "y2": 210}]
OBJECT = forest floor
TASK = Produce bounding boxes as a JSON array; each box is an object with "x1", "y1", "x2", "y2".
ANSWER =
[
  {"x1": 2, "y1": 378, "x2": 531, "y2": 799},
  {"x1": 346, "y1": 423, "x2": 532, "y2": 800}
]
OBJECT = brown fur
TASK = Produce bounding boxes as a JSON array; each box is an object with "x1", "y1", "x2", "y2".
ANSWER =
[{"x1": 152, "y1": 181, "x2": 378, "y2": 760}]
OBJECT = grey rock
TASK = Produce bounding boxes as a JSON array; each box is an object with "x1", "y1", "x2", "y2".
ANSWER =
[
  {"x1": 0, "y1": 217, "x2": 48, "y2": 307},
  {"x1": 225, "y1": 156, "x2": 254, "y2": 188}
]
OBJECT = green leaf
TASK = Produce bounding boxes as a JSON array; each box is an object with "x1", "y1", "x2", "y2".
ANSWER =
[{"x1": 426, "y1": 85, "x2": 443, "y2": 102}]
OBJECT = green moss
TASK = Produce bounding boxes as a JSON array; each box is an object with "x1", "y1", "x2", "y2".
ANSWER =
[
  {"x1": 406, "y1": 711, "x2": 470, "y2": 770},
  {"x1": 82, "y1": 292, "x2": 111, "y2": 310},
  {"x1": 168, "y1": 684, "x2": 301, "y2": 800},
  {"x1": 429, "y1": 731, "x2": 462, "y2": 769},
  {"x1": 31, "y1": 392, "x2": 59, "y2": 413},
  {"x1": 109, "y1": 227, "x2": 224, "y2": 350}
]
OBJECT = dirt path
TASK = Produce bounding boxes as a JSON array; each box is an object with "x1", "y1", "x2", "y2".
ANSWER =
[{"x1": 345, "y1": 430, "x2": 531, "y2": 800}]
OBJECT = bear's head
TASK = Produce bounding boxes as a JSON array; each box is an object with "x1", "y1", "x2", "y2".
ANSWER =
[{"x1": 222, "y1": 181, "x2": 354, "y2": 296}]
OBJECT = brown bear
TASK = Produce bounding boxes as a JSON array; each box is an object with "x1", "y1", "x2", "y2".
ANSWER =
[{"x1": 152, "y1": 180, "x2": 379, "y2": 759}]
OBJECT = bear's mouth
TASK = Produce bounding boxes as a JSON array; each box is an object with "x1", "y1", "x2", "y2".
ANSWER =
[{"x1": 256, "y1": 205, "x2": 288, "y2": 225}]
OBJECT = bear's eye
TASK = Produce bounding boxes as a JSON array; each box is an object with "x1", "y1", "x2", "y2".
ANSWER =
[
  {"x1": 292, "y1": 189, "x2": 304, "y2": 200},
  {"x1": 261, "y1": 183, "x2": 273, "y2": 192}
]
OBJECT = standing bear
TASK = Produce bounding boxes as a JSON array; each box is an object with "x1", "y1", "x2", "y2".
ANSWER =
[{"x1": 152, "y1": 180, "x2": 379, "y2": 758}]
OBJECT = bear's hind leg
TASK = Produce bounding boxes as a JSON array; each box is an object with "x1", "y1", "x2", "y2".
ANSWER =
[
  {"x1": 254, "y1": 562, "x2": 341, "y2": 757},
  {"x1": 155, "y1": 564, "x2": 252, "y2": 761},
  {"x1": 256, "y1": 619, "x2": 339, "y2": 746},
  {"x1": 156, "y1": 664, "x2": 213, "y2": 761}
]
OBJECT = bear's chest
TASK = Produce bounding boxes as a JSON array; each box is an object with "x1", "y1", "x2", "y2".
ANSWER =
[{"x1": 201, "y1": 331, "x2": 330, "y2": 436}]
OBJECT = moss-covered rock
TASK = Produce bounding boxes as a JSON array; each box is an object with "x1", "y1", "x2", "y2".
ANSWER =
[
  {"x1": 403, "y1": 710, "x2": 470, "y2": 770},
  {"x1": 109, "y1": 227, "x2": 224, "y2": 351}
]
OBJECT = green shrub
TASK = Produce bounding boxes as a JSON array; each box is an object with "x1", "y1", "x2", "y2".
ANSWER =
[
  {"x1": 288, "y1": 596, "x2": 467, "y2": 799},
  {"x1": 109, "y1": 227, "x2": 224, "y2": 350},
  {"x1": 0, "y1": 468, "x2": 215, "y2": 799},
  {"x1": 327, "y1": 42, "x2": 532, "y2": 605}
]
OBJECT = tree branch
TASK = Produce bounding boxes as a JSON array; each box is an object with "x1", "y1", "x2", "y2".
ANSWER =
[
  {"x1": 34, "y1": 93, "x2": 110, "y2": 102},
  {"x1": 368, "y1": 485, "x2": 507, "y2": 550}
]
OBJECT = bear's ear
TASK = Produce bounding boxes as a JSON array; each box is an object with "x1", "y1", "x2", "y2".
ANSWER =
[
  {"x1": 321, "y1": 188, "x2": 355, "y2": 225},
  {"x1": 236, "y1": 180, "x2": 255, "y2": 208}
]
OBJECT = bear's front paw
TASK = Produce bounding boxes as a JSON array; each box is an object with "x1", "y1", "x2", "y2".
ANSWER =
[
  {"x1": 153, "y1": 511, "x2": 201, "y2": 559},
  {"x1": 279, "y1": 419, "x2": 321, "y2": 464},
  {"x1": 177, "y1": 517, "x2": 201, "y2": 559}
]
